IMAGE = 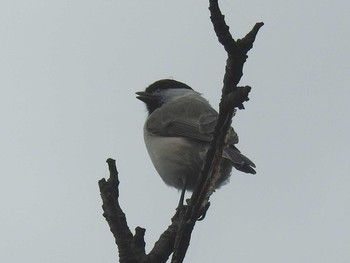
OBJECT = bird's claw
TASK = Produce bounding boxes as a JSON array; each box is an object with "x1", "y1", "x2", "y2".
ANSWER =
[{"x1": 197, "y1": 202, "x2": 210, "y2": 221}]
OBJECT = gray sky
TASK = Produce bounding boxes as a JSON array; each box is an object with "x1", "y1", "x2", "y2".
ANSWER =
[{"x1": 1, "y1": 0, "x2": 349, "y2": 262}]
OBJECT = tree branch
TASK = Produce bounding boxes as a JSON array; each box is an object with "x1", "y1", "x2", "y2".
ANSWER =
[
  {"x1": 147, "y1": 208, "x2": 186, "y2": 263},
  {"x1": 170, "y1": 1, "x2": 263, "y2": 262},
  {"x1": 99, "y1": 159, "x2": 184, "y2": 263}
]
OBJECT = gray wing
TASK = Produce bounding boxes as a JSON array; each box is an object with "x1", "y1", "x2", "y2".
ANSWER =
[{"x1": 145, "y1": 95, "x2": 219, "y2": 142}]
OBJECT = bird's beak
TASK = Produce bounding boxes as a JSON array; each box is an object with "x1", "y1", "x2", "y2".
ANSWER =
[{"x1": 135, "y1": 91, "x2": 158, "y2": 104}]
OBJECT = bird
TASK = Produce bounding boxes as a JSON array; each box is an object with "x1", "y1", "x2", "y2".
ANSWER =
[{"x1": 136, "y1": 79, "x2": 255, "y2": 205}]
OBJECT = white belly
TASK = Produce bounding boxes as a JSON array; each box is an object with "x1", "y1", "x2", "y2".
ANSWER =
[{"x1": 144, "y1": 131, "x2": 206, "y2": 190}]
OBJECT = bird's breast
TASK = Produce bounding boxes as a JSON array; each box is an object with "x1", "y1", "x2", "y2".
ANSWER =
[{"x1": 143, "y1": 130, "x2": 207, "y2": 190}]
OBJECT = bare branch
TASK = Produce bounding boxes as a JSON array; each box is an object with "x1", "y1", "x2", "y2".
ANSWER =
[
  {"x1": 98, "y1": 159, "x2": 133, "y2": 248},
  {"x1": 99, "y1": 159, "x2": 183, "y2": 263},
  {"x1": 99, "y1": 159, "x2": 147, "y2": 263},
  {"x1": 147, "y1": 208, "x2": 185, "y2": 263},
  {"x1": 170, "y1": 1, "x2": 263, "y2": 262}
]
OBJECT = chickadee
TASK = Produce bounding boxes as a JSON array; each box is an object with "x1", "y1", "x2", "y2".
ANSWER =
[{"x1": 136, "y1": 79, "x2": 255, "y2": 203}]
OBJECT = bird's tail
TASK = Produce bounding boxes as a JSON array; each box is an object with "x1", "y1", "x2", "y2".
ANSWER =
[{"x1": 223, "y1": 146, "x2": 256, "y2": 174}]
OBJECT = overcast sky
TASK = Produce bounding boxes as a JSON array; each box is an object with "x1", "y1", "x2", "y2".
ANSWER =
[{"x1": 1, "y1": 0, "x2": 349, "y2": 262}]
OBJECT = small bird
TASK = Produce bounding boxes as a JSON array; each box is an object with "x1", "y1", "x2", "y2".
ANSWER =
[{"x1": 136, "y1": 79, "x2": 255, "y2": 204}]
